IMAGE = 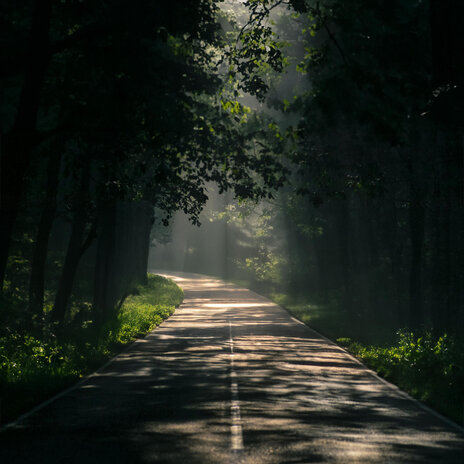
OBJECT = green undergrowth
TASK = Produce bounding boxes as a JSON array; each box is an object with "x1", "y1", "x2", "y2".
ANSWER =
[
  {"x1": 115, "y1": 274, "x2": 183, "y2": 343},
  {"x1": 0, "y1": 274, "x2": 183, "y2": 425},
  {"x1": 271, "y1": 292, "x2": 347, "y2": 341},
  {"x1": 337, "y1": 332, "x2": 464, "y2": 426},
  {"x1": 269, "y1": 292, "x2": 464, "y2": 426}
]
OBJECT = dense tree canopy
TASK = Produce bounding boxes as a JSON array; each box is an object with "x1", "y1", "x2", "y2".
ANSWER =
[
  {"x1": 150, "y1": 0, "x2": 464, "y2": 340},
  {"x1": 225, "y1": 0, "x2": 464, "y2": 336},
  {"x1": 1, "y1": 0, "x2": 464, "y2": 429},
  {"x1": 1, "y1": 0, "x2": 463, "y2": 372},
  {"x1": 0, "y1": 0, "x2": 287, "y2": 333}
]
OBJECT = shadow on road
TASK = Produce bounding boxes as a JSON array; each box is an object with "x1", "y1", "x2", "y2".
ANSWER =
[{"x1": 1, "y1": 271, "x2": 463, "y2": 463}]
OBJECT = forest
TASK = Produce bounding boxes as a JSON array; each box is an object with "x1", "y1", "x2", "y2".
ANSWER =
[{"x1": 1, "y1": 0, "x2": 464, "y2": 425}]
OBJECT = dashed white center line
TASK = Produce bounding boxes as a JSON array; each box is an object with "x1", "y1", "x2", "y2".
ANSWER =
[{"x1": 229, "y1": 320, "x2": 244, "y2": 451}]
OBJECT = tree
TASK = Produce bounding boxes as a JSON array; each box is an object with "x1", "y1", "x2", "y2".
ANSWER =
[
  {"x1": 1, "y1": 0, "x2": 288, "y2": 331},
  {"x1": 0, "y1": 0, "x2": 53, "y2": 287}
]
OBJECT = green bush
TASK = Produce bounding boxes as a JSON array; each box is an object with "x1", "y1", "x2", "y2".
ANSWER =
[
  {"x1": 337, "y1": 331, "x2": 464, "y2": 424},
  {"x1": 0, "y1": 274, "x2": 183, "y2": 425},
  {"x1": 113, "y1": 274, "x2": 183, "y2": 344}
]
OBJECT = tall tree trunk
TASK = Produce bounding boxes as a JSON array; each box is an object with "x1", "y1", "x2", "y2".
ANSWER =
[
  {"x1": 28, "y1": 151, "x2": 61, "y2": 320},
  {"x1": 430, "y1": 2, "x2": 464, "y2": 332},
  {"x1": 51, "y1": 167, "x2": 91, "y2": 325},
  {"x1": 335, "y1": 198, "x2": 354, "y2": 317},
  {"x1": 363, "y1": 197, "x2": 381, "y2": 324},
  {"x1": 93, "y1": 200, "x2": 117, "y2": 327},
  {"x1": 93, "y1": 200, "x2": 154, "y2": 329},
  {"x1": 444, "y1": 135, "x2": 464, "y2": 332},
  {"x1": 135, "y1": 202, "x2": 154, "y2": 285},
  {"x1": 0, "y1": 0, "x2": 52, "y2": 289},
  {"x1": 430, "y1": 172, "x2": 444, "y2": 331},
  {"x1": 408, "y1": 190, "x2": 425, "y2": 329},
  {"x1": 387, "y1": 201, "x2": 406, "y2": 326},
  {"x1": 314, "y1": 231, "x2": 329, "y2": 302},
  {"x1": 430, "y1": 0, "x2": 464, "y2": 90}
]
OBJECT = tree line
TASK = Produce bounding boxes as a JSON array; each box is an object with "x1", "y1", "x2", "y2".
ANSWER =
[
  {"x1": 161, "y1": 0, "x2": 464, "y2": 339},
  {"x1": 2, "y1": 0, "x2": 463, "y2": 341},
  {"x1": 0, "y1": 0, "x2": 286, "y2": 336},
  {"x1": 233, "y1": 0, "x2": 464, "y2": 337}
]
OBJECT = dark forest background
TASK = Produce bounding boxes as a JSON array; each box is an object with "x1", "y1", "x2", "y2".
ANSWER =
[{"x1": 152, "y1": 0, "x2": 464, "y2": 339}]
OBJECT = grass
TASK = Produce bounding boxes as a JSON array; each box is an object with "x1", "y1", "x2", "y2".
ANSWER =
[
  {"x1": 337, "y1": 332, "x2": 464, "y2": 426},
  {"x1": 198, "y1": 274, "x2": 464, "y2": 426},
  {"x1": 270, "y1": 291, "x2": 464, "y2": 426},
  {"x1": 114, "y1": 274, "x2": 183, "y2": 343},
  {"x1": 270, "y1": 292, "x2": 348, "y2": 341},
  {"x1": 0, "y1": 274, "x2": 183, "y2": 425}
]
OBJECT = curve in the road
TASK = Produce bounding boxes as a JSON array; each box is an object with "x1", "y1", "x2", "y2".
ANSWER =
[{"x1": 1, "y1": 271, "x2": 463, "y2": 464}]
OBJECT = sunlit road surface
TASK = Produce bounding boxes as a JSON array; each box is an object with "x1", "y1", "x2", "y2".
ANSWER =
[{"x1": 1, "y1": 272, "x2": 463, "y2": 463}]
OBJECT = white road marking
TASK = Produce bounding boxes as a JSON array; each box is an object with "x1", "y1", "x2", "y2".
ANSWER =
[{"x1": 229, "y1": 320, "x2": 244, "y2": 451}]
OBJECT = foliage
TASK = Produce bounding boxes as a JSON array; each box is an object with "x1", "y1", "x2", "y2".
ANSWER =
[
  {"x1": 229, "y1": 201, "x2": 289, "y2": 287},
  {"x1": 236, "y1": 0, "x2": 464, "y2": 337},
  {"x1": 154, "y1": 0, "x2": 464, "y2": 430},
  {"x1": 337, "y1": 332, "x2": 464, "y2": 425},
  {"x1": 114, "y1": 274, "x2": 183, "y2": 344},
  {"x1": 222, "y1": 0, "x2": 291, "y2": 100},
  {"x1": 272, "y1": 291, "x2": 347, "y2": 335},
  {"x1": 0, "y1": 0, "x2": 293, "y2": 344},
  {"x1": 0, "y1": 274, "x2": 182, "y2": 425},
  {"x1": 245, "y1": 250, "x2": 286, "y2": 284}
]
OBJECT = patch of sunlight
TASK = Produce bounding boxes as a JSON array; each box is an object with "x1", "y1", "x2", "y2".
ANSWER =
[{"x1": 204, "y1": 302, "x2": 275, "y2": 308}]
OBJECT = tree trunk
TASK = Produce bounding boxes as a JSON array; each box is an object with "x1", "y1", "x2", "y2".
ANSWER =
[
  {"x1": 313, "y1": 231, "x2": 329, "y2": 302},
  {"x1": 335, "y1": 198, "x2": 354, "y2": 317},
  {"x1": 408, "y1": 191, "x2": 425, "y2": 329},
  {"x1": 51, "y1": 167, "x2": 91, "y2": 325},
  {"x1": 28, "y1": 151, "x2": 61, "y2": 320},
  {"x1": 430, "y1": 175, "x2": 444, "y2": 331},
  {"x1": 362, "y1": 197, "x2": 381, "y2": 325},
  {"x1": 0, "y1": 0, "x2": 52, "y2": 289},
  {"x1": 93, "y1": 200, "x2": 117, "y2": 326},
  {"x1": 430, "y1": 0, "x2": 464, "y2": 89},
  {"x1": 92, "y1": 200, "x2": 154, "y2": 328},
  {"x1": 135, "y1": 202, "x2": 154, "y2": 285}
]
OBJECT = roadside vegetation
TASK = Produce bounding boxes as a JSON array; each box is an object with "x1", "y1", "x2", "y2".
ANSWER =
[
  {"x1": 152, "y1": 192, "x2": 464, "y2": 427},
  {"x1": 148, "y1": 1, "x2": 464, "y2": 427},
  {"x1": 0, "y1": 2, "x2": 286, "y2": 428},
  {"x1": 0, "y1": 274, "x2": 183, "y2": 426},
  {"x1": 2, "y1": 0, "x2": 463, "y2": 434},
  {"x1": 337, "y1": 333, "x2": 464, "y2": 426},
  {"x1": 273, "y1": 292, "x2": 464, "y2": 426}
]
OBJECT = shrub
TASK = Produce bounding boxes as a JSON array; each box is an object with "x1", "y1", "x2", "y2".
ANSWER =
[
  {"x1": 0, "y1": 274, "x2": 183, "y2": 425},
  {"x1": 337, "y1": 331, "x2": 464, "y2": 424}
]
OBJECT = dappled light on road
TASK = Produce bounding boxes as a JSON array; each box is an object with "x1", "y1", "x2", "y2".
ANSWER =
[
  {"x1": 204, "y1": 303, "x2": 275, "y2": 308},
  {"x1": 150, "y1": 271, "x2": 464, "y2": 463},
  {"x1": 1, "y1": 271, "x2": 463, "y2": 463}
]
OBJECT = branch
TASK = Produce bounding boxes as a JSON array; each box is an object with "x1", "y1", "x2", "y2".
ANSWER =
[
  {"x1": 321, "y1": 20, "x2": 349, "y2": 66},
  {"x1": 308, "y1": 4, "x2": 349, "y2": 66},
  {"x1": 236, "y1": 0, "x2": 288, "y2": 45}
]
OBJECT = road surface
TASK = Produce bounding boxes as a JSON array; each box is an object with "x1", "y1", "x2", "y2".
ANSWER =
[{"x1": 1, "y1": 271, "x2": 463, "y2": 463}]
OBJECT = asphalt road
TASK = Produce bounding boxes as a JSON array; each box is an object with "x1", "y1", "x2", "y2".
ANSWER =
[{"x1": 1, "y1": 271, "x2": 463, "y2": 463}]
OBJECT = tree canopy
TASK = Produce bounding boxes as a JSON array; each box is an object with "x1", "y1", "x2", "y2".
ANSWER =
[{"x1": 1, "y1": 0, "x2": 464, "y2": 350}]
